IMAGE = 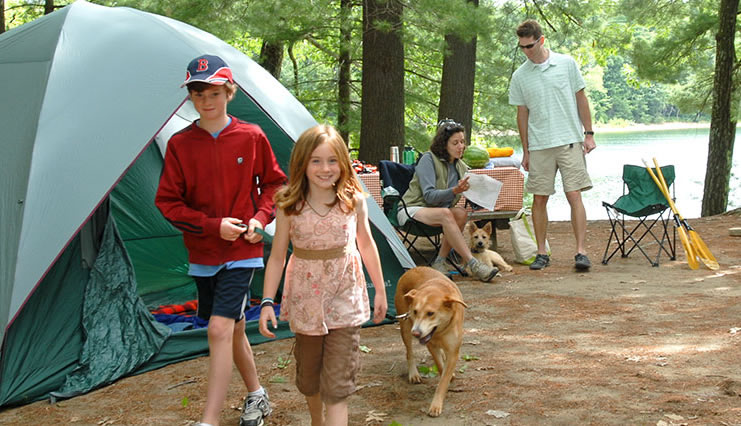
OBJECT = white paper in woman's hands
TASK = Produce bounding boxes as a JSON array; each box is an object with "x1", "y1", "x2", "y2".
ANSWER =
[{"x1": 462, "y1": 173, "x2": 503, "y2": 211}]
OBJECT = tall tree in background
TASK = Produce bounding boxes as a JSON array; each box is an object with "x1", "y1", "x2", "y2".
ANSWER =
[
  {"x1": 1, "y1": 0, "x2": 6, "y2": 34},
  {"x1": 702, "y1": 0, "x2": 738, "y2": 216},
  {"x1": 438, "y1": 0, "x2": 478, "y2": 145},
  {"x1": 337, "y1": 0, "x2": 353, "y2": 143},
  {"x1": 360, "y1": 0, "x2": 404, "y2": 164},
  {"x1": 44, "y1": 0, "x2": 53, "y2": 14},
  {"x1": 258, "y1": 40, "x2": 284, "y2": 79}
]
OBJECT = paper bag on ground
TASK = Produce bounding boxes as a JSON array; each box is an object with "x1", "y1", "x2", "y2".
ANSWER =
[{"x1": 462, "y1": 172, "x2": 502, "y2": 211}]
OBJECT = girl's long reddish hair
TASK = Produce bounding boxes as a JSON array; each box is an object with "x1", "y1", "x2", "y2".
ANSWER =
[{"x1": 275, "y1": 124, "x2": 364, "y2": 215}]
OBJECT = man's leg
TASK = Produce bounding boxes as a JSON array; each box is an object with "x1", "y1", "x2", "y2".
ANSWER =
[
  {"x1": 531, "y1": 194, "x2": 550, "y2": 254},
  {"x1": 566, "y1": 190, "x2": 587, "y2": 255},
  {"x1": 202, "y1": 315, "x2": 236, "y2": 425}
]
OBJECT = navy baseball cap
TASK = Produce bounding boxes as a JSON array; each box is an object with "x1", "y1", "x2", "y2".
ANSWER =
[{"x1": 182, "y1": 54, "x2": 234, "y2": 87}]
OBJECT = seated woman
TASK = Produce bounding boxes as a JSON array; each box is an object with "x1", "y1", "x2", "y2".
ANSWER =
[{"x1": 398, "y1": 119, "x2": 499, "y2": 282}]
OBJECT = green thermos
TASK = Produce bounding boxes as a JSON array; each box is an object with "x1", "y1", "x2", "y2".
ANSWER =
[{"x1": 403, "y1": 146, "x2": 416, "y2": 165}]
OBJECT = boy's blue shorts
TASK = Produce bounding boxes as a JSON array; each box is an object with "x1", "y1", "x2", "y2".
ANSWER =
[{"x1": 193, "y1": 267, "x2": 255, "y2": 321}]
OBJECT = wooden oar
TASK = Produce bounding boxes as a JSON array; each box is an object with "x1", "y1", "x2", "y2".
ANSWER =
[
  {"x1": 642, "y1": 160, "x2": 699, "y2": 270},
  {"x1": 652, "y1": 158, "x2": 719, "y2": 270}
]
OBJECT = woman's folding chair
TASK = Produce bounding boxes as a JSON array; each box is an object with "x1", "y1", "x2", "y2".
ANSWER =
[
  {"x1": 601, "y1": 164, "x2": 677, "y2": 267},
  {"x1": 377, "y1": 160, "x2": 446, "y2": 266}
]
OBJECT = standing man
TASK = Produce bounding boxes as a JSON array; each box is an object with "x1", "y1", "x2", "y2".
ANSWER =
[{"x1": 509, "y1": 19, "x2": 596, "y2": 271}]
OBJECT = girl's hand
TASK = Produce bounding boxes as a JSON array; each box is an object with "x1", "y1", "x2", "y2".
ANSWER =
[
  {"x1": 258, "y1": 305, "x2": 278, "y2": 338},
  {"x1": 372, "y1": 293, "x2": 388, "y2": 324}
]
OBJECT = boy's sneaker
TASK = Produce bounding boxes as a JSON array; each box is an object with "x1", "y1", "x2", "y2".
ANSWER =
[
  {"x1": 574, "y1": 253, "x2": 591, "y2": 271},
  {"x1": 469, "y1": 258, "x2": 499, "y2": 282},
  {"x1": 240, "y1": 390, "x2": 272, "y2": 426},
  {"x1": 529, "y1": 254, "x2": 550, "y2": 270},
  {"x1": 430, "y1": 257, "x2": 449, "y2": 274}
]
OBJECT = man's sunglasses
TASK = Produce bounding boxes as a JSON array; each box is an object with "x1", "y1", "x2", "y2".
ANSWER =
[{"x1": 518, "y1": 39, "x2": 540, "y2": 50}]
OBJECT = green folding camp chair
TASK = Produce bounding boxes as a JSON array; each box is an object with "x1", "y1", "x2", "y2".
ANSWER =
[{"x1": 601, "y1": 164, "x2": 677, "y2": 267}]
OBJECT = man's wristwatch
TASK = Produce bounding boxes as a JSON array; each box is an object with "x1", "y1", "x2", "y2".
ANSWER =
[{"x1": 584, "y1": 131, "x2": 595, "y2": 135}]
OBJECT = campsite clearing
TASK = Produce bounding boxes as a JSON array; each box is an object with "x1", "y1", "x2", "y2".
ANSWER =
[{"x1": 2, "y1": 211, "x2": 740, "y2": 425}]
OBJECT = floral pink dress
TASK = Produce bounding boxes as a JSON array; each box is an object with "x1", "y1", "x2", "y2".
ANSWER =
[{"x1": 279, "y1": 203, "x2": 370, "y2": 335}]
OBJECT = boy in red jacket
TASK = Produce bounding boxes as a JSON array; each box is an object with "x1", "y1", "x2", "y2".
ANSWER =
[{"x1": 156, "y1": 54, "x2": 286, "y2": 426}]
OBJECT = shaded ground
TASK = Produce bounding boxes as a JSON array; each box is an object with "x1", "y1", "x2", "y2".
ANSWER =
[{"x1": 2, "y1": 211, "x2": 740, "y2": 425}]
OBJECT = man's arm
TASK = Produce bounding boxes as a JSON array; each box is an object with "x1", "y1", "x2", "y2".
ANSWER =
[
  {"x1": 575, "y1": 89, "x2": 596, "y2": 154},
  {"x1": 516, "y1": 105, "x2": 530, "y2": 171}
]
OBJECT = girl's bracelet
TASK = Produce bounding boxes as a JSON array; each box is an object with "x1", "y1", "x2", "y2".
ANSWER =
[{"x1": 260, "y1": 298, "x2": 274, "y2": 308}]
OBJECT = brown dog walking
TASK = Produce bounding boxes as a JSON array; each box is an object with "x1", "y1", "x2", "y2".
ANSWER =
[{"x1": 395, "y1": 267, "x2": 467, "y2": 416}]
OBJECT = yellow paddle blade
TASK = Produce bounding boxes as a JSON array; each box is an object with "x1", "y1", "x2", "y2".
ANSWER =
[
  {"x1": 678, "y1": 225, "x2": 699, "y2": 270},
  {"x1": 688, "y1": 230, "x2": 719, "y2": 270}
]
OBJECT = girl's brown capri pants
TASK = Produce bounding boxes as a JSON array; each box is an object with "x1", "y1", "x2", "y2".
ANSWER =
[{"x1": 294, "y1": 326, "x2": 361, "y2": 404}]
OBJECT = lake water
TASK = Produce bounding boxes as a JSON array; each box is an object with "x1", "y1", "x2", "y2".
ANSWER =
[{"x1": 517, "y1": 127, "x2": 741, "y2": 221}]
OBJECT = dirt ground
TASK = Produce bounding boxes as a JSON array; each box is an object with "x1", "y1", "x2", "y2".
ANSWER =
[{"x1": 2, "y1": 211, "x2": 740, "y2": 426}]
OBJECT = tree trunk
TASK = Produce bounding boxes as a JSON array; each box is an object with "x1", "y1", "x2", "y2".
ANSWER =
[
  {"x1": 258, "y1": 40, "x2": 284, "y2": 80},
  {"x1": 1, "y1": 0, "x2": 5, "y2": 34},
  {"x1": 44, "y1": 0, "x2": 53, "y2": 15},
  {"x1": 438, "y1": 0, "x2": 478, "y2": 145},
  {"x1": 360, "y1": 0, "x2": 404, "y2": 165},
  {"x1": 702, "y1": 0, "x2": 738, "y2": 217},
  {"x1": 337, "y1": 0, "x2": 353, "y2": 144}
]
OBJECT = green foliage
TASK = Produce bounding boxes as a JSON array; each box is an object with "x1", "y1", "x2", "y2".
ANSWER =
[
  {"x1": 5, "y1": 0, "x2": 728, "y2": 154},
  {"x1": 268, "y1": 375, "x2": 288, "y2": 383},
  {"x1": 275, "y1": 355, "x2": 291, "y2": 369},
  {"x1": 5, "y1": 0, "x2": 73, "y2": 30},
  {"x1": 417, "y1": 364, "x2": 439, "y2": 377}
]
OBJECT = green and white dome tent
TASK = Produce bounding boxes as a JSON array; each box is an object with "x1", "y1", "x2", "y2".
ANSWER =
[{"x1": 0, "y1": 0, "x2": 413, "y2": 407}]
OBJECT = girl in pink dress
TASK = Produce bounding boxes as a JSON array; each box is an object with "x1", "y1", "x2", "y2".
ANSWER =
[{"x1": 259, "y1": 124, "x2": 387, "y2": 426}]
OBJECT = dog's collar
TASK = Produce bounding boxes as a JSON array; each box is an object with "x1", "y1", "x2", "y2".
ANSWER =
[{"x1": 395, "y1": 313, "x2": 409, "y2": 321}]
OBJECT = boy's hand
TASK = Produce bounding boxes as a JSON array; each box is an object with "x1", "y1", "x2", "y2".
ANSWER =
[
  {"x1": 258, "y1": 306, "x2": 278, "y2": 338},
  {"x1": 243, "y1": 218, "x2": 264, "y2": 243},
  {"x1": 220, "y1": 217, "x2": 245, "y2": 241},
  {"x1": 372, "y1": 293, "x2": 388, "y2": 324}
]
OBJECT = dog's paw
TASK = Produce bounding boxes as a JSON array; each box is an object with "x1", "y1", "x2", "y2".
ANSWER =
[
  {"x1": 428, "y1": 401, "x2": 443, "y2": 417},
  {"x1": 408, "y1": 370, "x2": 422, "y2": 384},
  {"x1": 502, "y1": 264, "x2": 513, "y2": 272}
]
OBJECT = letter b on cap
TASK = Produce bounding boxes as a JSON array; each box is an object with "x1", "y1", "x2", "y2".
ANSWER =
[{"x1": 197, "y1": 58, "x2": 209, "y2": 71}]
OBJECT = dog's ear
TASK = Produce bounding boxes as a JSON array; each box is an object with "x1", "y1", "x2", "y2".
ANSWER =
[
  {"x1": 443, "y1": 296, "x2": 468, "y2": 309},
  {"x1": 404, "y1": 289, "x2": 418, "y2": 304},
  {"x1": 467, "y1": 222, "x2": 476, "y2": 235},
  {"x1": 483, "y1": 221, "x2": 493, "y2": 234}
]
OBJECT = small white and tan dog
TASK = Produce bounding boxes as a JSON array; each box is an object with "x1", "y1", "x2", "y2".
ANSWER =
[{"x1": 466, "y1": 221, "x2": 513, "y2": 273}]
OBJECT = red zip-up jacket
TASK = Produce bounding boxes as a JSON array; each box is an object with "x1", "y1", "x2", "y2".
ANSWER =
[{"x1": 155, "y1": 116, "x2": 287, "y2": 265}]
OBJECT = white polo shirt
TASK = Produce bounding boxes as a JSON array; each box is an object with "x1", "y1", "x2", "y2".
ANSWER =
[{"x1": 509, "y1": 51, "x2": 586, "y2": 151}]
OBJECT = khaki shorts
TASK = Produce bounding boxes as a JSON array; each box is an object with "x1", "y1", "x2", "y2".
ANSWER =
[
  {"x1": 526, "y1": 143, "x2": 592, "y2": 195},
  {"x1": 294, "y1": 327, "x2": 361, "y2": 404},
  {"x1": 397, "y1": 206, "x2": 424, "y2": 226}
]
